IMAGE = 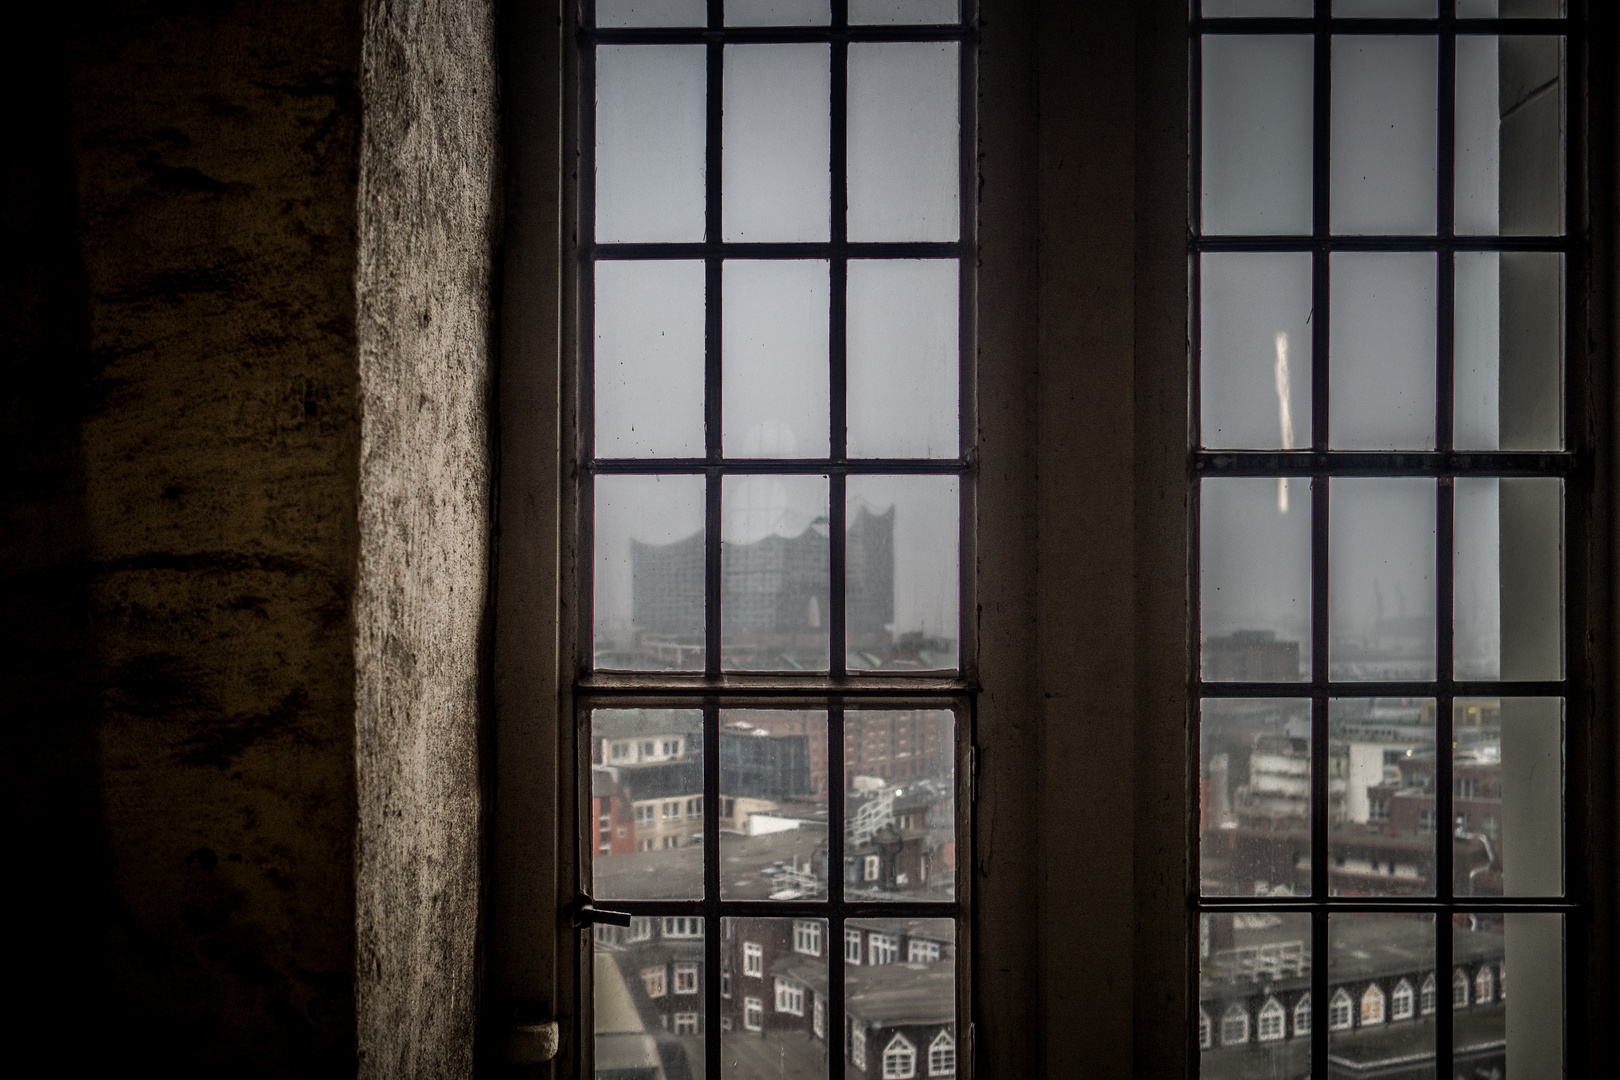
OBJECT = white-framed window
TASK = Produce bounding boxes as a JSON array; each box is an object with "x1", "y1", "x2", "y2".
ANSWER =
[
  {"x1": 594, "y1": 923, "x2": 615, "y2": 945},
  {"x1": 1361, "y1": 983, "x2": 1386, "y2": 1026},
  {"x1": 908, "y1": 939, "x2": 940, "y2": 963},
  {"x1": 641, "y1": 965, "x2": 667, "y2": 998},
  {"x1": 627, "y1": 916, "x2": 652, "y2": 942},
  {"x1": 775, "y1": 976, "x2": 805, "y2": 1016},
  {"x1": 852, "y1": 1021, "x2": 868, "y2": 1071},
  {"x1": 1453, "y1": 968, "x2": 1471, "y2": 1009},
  {"x1": 744, "y1": 941, "x2": 764, "y2": 977},
  {"x1": 1475, "y1": 965, "x2": 1494, "y2": 1004},
  {"x1": 674, "y1": 962, "x2": 699, "y2": 995},
  {"x1": 744, "y1": 996, "x2": 763, "y2": 1032},
  {"x1": 846, "y1": 926, "x2": 863, "y2": 965},
  {"x1": 1220, "y1": 1002, "x2": 1249, "y2": 1046},
  {"x1": 664, "y1": 916, "x2": 703, "y2": 938},
  {"x1": 721, "y1": 971, "x2": 731, "y2": 998},
  {"x1": 926, "y1": 1030, "x2": 954, "y2": 1077},
  {"x1": 1420, "y1": 972, "x2": 1438, "y2": 1015},
  {"x1": 864, "y1": 854, "x2": 881, "y2": 881},
  {"x1": 1257, "y1": 996, "x2": 1286, "y2": 1042},
  {"x1": 794, "y1": 920, "x2": 822, "y2": 957},
  {"x1": 882, "y1": 1032, "x2": 916, "y2": 1080},
  {"x1": 1293, "y1": 993, "x2": 1311, "y2": 1037},
  {"x1": 869, "y1": 932, "x2": 899, "y2": 965},
  {"x1": 721, "y1": 1016, "x2": 733, "y2": 1032},
  {"x1": 1391, "y1": 978, "x2": 1415, "y2": 1021},
  {"x1": 814, "y1": 995, "x2": 826, "y2": 1039},
  {"x1": 1198, "y1": 1006, "x2": 1213, "y2": 1050},
  {"x1": 673, "y1": 1011, "x2": 699, "y2": 1035},
  {"x1": 1328, "y1": 988, "x2": 1354, "y2": 1031}
]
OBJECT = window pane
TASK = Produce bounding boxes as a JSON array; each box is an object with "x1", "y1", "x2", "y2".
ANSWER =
[
  {"x1": 1455, "y1": 698, "x2": 1564, "y2": 898},
  {"x1": 597, "y1": 0, "x2": 708, "y2": 26},
  {"x1": 845, "y1": 710, "x2": 956, "y2": 900},
  {"x1": 850, "y1": 0, "x2": 959, "y2": 23},
  {"x1": 1329, "y1": 698, "x2": 1437, "y2": 898},
  {"x1": 722, "y1": 917, "x2": 831, "y2": 1079},
  {"x1": 1454, "y1": 478, "x2": 1563, "y2": 682},
  {"x1": 1196, "y1": 912, "x2": 1310, "y2": 1068},
  {"x1": 595, "y1": 260, "x2": 706, "y2": 458},
  {"x1": 847, "y1": 260, "x2": 960, "y2": 459},
  {"x1": 1200, "y1": 35, "x2": 1314, "y2": 236},
  {"x1": 847, "y1": 42, "x2": 960, "y2": 242},
  {"x1": 719, "y1": 710, "x2": 829, "y2": 900},
  {"x1": 847, "y1": 475, "x2": 959, "y2": 672},
  {"x1": 1455, "y1": 914, "x2": 1562, "y2": 1075},
  {"x1": 597, "y1": 45, "x2": 707, "y2": 243},
  {"x1": 596, "y1": 474, "x2": 707, "y2": 671},
  {"x1": 723, "y1": 44, "x2": 831, "y2": 242},
  {"x1": 1329, "y1": 252, "x2": 1437, "y2": 450},
  {"x1": 592, "y1": 709, "x2": 705, "y2": 899},
  {"x1": 1329, "y1": 478, "x2": 1437, "y2": 682},
  {"x1": 1458, "y1": 0, "x2": 1564, "y2": 14},
  {"x1": 1457, "y1": 37, "x2": 1564, "y2": 237},
  {"x1": 596, "y1": 929, "x2": 706, "y2": 1080},
  {"x1": 1327, "y1": 914, "x2": 1435, "y2": 1075},
  {"x1": 1199, "y1": 699, "x2": 1312, "y2": 898},
  {"x1": 1199, "y1": 252, "x2": 1313, "y2": 450},
  {"x1": 1334, "y1": 0, "x2": 1436, "y2": 14},
  {"x1": 1202, "y1": 0, "x2": 1310, "y2": 13},
  {"x1": 726, "y1": 0, "x2": 831, "y2": 24},
  {"x1": 846, "y1": 919, "x2": 956, "y2": 1078},
  {"x1": 1331, "y1": 36, "x2": 1438, "y2": 236},
  {"x1": 1201, "y1": 477, "x2": 1312, "y2": 682},
  {"x1": 722, "y1": 260, "x2": 830, "y2": 459},
  {"x1": 721, "y1": 474, "x2": 831, "y2": 671},
  {"x1": 1455, "y1": 251, "x2": 1563, "y2": 451}
]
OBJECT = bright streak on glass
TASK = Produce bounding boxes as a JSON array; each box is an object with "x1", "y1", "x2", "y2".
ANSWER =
[
  {"x1": 595, "y1": 260, "x2": 706, "y2": 459},
  {"x1": 1331, "y1": 35, "x2": 1438, "y2": 236},
  {"x1": 1276, "y1": 331, "x2": 1293, "y2": 514},
  {"x1": 596, "y1": 45, "x2": 706, "y2": 243},
  {"x1": 722, "y1": 260, "x2": 830, "y2": 459},
  {"x1": 1200, "y1": 251, "x2": 1313, "y2": 450},
  {"x1": 722, "y1": 44, "x2": 831, "y2": 242},
  {"x1": 1200, "y1": 35, "x2": 1314, "y2": 236},
  {"x1": 847, "y1": 42, "x2": 961, "y2": 242}
]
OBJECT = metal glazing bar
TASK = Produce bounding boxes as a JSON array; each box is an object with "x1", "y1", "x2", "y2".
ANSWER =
[
  {"x1": 1193, "y1": 17, "x2": 1571, "y2": 36},
  {"x1": 586, "y1": 26, "x2": 974, "y2": 46},
  {"x1": 591, "y1": 898, "x2": 959, "y2": 919},
  {"x1": 1192, "y1": 234, "x2": 1570, "y2": 252},
  {"x1": 1197, "y1": 896, "x2": 1577, "y2": 912},
  {"x1": 590, "y1": 240, "x2": 967, "y2": 260},
  {"x1": 578, "y1": 675, "x2": 974, "y2": 695},
  {"x1": 589, "y1": 457, "x2": 970, "y2": 474},
  {"x1": 1193, "y1": 450, "x2": 1574, "y2": 476},
  {"x1": 1197, "y1": 679, "x2": 1566, "y2": 697}
]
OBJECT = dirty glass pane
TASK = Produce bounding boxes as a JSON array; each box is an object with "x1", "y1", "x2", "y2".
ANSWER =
[
  {"x1": 1331, "y1": 35, "x2": 1438, "y2": 235},
  {"x1": 721, "y1": 474, "x2": 830, "y2": 671},
  {"x1": 592, "y1": 709, "x2": 706, "y2": 899},
  {"x1": 596, "y1": 474, "x2": 707, "y2": 671},
  {"x1": 1454, "y1": 251, "x2": 1563, "y2": 451},
  {"x1": 1454, "y1": 914, "x2": 1563, "y2": 1076},
  {"x1": 1456, "y1": 36, "x2": 1564, "y2": 237},
  {"x1": 595, "y1": 260, "x2": 706, "y2": 459},
  {"x1": 850, "y1": 0, "x2": 959, "y2": 23},
  {"x1": 1196, "y1": 912, "x2": 1311, "y2": 1069},
  {"x1": 719, "y1": 710, "x2": 829, "y2": 900},
  {"x1": 847, "y1": 42, "x2": 960, "y2": 242},
  {"x1": 846, "y1": 259, "x2": 959, "y2": 459},
  {"x1": 1199, "y1": 699, "x2": 1312, "y2": 898},
  {"x1": 722, "y1": 260, "x2": 830, "y2": 459},
  {"x1": 597, "y1": 0, "x2": 707, "y2": 26},
  {"x1": 596, "y1": 928, "x2": 707, "y2": 1080},
  {"x1": 1203, "y1": 0, "x2": 1310, "y2": 13},
  {"x1": 1454, "y1": 478, "x2": 1562, "y2": 682},
  {"x1": 1454, "y1": 698, "x2": 1563, "y2": 898},
  {"x1": 1328, "y1": 698, "x2": 1438, "y2": 899},
  {"x1": 846, "y1": 475, "x2": 959, "y2": 673},
  {"x1": 845, "y1": 919, "x2": 956, "y2": 1080},
  {"x1": 1329, "y1": 478, "x2": 1437, "y2": 682},
  {"x1": 845, "y1": 710, "x2": 956, "y2": 900},
  {"x1": 1335, "y1": 0, "x2": 1435, "y2": 14},
  {"x1": 725, "y1": 0, "x2": 830, "y2": 25},
  {"x1": 1201, "y1": 35, "x2": 1314, "y2": 236},
  {"x1": 1329, "y1": 253, "x2": 1437, "y2": 450},
  {"x1": 723, "y1": 44, "x2": 831, "y2": 242},
  {"x1": 1200, "y1": 252, "x2": 1313, "y2": 450},
  {"x1": 721, "y1": 916, "x2": 830, "y2": 1079},
  {"x1": 597, "y1": 45, "x2": 707, "y2": 243},
  {"x1": 1458, "y1": 0, "x2": 1563, "y2": 14},
  {"x1": 1201, "y1": 477, "x2": 1312, "y2": 681},
  {"x1": 1326, "y1": 914, "x2": 1436, "y2": 1078}
]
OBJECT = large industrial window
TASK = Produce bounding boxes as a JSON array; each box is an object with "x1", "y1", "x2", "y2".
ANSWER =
[
  {"x1": 578, "y1": 3, "x2": 972, "y2": 1078},
  {"x1": 1193, "y1": 2, "x2": 1575, "y2": 1078}
]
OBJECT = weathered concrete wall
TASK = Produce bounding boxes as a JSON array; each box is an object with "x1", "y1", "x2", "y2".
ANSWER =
[{"x1": 353, "y1": 0, "x2": 499, "y2": 1076}]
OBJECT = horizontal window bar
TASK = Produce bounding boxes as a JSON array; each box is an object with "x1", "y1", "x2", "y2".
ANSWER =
[
  {"x1": 588, "y1": 241, "x2": 967, "y2": 260},
  {"x1": 585, "y1": 26, "x2": 973, "y2": 46},
  {"x1": 1198, "y1": 680, "x2": 1566, "y2": 697},
  {"x1": 587, "y1": 898, "x2": 959, "y2": 919},
  {"x1": 1194, "y1": 451, "x2": 1574, "y2": 477},
  {"x1": 1192, "y1": 17, "x2": 1570, "y2": 35},
  {"x1": 589, "y1": 457, "x2": 970, "y2": 474},
  {"x1": 579, "y1": 673, "x2": 974, "y2": 695},
  {"x1": 1194, "y1": 235, "x2": 1570, "y2": 253},
  {"x1": 1195, "y1": 897, "x2": 1575, "y2": 913}
]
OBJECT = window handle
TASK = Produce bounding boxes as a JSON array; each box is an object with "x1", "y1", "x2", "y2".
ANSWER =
[{"x1": 573, "y1": 898, "x2": 632, "y2": 927}]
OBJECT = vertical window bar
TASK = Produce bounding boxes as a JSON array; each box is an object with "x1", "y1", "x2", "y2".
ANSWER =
[
  {"x1": 578, "y1": 33, "x2": 599, "y2": 681},
  {"x1": 830, "y1": 14, "x2": 849, "y2": 677},
  {"x1": 703, "y1": 700, "x2": 722, "y2": 1075},
  {"x1": 704, "y1": 22, "x2": 723, "y2": 678},
  {"x1": 1311, "y1": 908, "x2": 1329, "y2": 1080},
  {"x1": 827, "y1": 698, "x2": 847, "y2": 1075}
]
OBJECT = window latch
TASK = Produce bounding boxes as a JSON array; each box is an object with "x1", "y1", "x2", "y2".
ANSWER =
[{"x1": 572, "y1": 897, "x2": 632, "y2": 927}]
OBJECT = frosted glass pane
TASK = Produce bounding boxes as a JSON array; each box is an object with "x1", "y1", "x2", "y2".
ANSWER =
[
  {"x1": 1459, "y1": 0, "x2": 1563, "y2": 13},
  {"x1": 1454, "y1": 699, "x2": 1564, "y2": 898},
  {"x1": 595, "y1": 261, "x2": 705, "y2": 458},
  {"x1": 847, "y1": 260, "x2": 958, "y2": 459},
  {"x1": 1456, "y1": 35, "x2": 1503, "y2": 235},
  {"x1": 722, "y1": 260, "x2": 830, "y2": 458},
  {"x1": 597, "y1": 46, "x2": 706, "y2": 243},
  {"x1": 1329, "y1": 253, "x2": 1436, "y2": 450},
  {"x1": 597, "y1": 0, "x2": 707, "y2": 26},
  {"x1": 1459, "y1": 36, "x2": 1564, "y2": 237},
  {"x1": 722, "y1": 474, "x2": 830, "y2": 671},
  {"x1": 1455, "y1": 478, "x2": 1562, "y2": 682},
  {"x1": 1335, "y1": 0, "x2": 1435, "y2": 14},
  {"x1": 1201, "y1": 36, "x2": 1314, "y2": 236},
  {"x1": 1332, "y1": 36, "x2": 1438, "y2": 235},
  {"x1": 1201, "y1": 478, "x2": 1311, "y2": 681},
  {"x1": 723, "y1": 45, "x2": 830, "y2": 242},
  {"x1": 725, "y1": 0, "x2": 830, "y2": 24},
  {"x1": 1455, "y1": 252, "x2": 1562, "y2": 451},
  {"x1": 1329, "y1": 697, "x2": 1437, "y2": 898},
  {"x1": 719, "y1": 710, "x2": 829, "y2": 900},
  {"x1": 1199, "y1": 699, "x2": 1312, "y2": 897},
  {"x1": 590, "y1": 708, "x2": 705, "y2": 898},
  {"x1": 850, "y1": 0, "x2": 959, "y2": 23},
  {"x1": 1200, "y1": 252, "x2": 1313, "y2": 450},
  {"x1": 847, "y1": 42, "x2": 960, "y2": 242},
  {"x1": 1330, "y1": 478, "x2": 1436, "y2": 682},
  {"x1": 595, "y1": 474, "x2": 707, "y2": 671},
  {"x1": 847, "y1": 475, "x2": 959, "y2": 671},
  {"x1": 1203, "y1": 0, "x2": 1310, "y2": 13}
]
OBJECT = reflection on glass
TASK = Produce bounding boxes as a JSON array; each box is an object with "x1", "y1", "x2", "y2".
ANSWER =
[
  {"x1": 722, "y1": 260, "x2": 830, "y2": 458},
  {"x1": 719, "y1": 711, "x2": 829, "y2": 900},
  {"x1": 850, "y1": 0, "x2": 959, "y2": 22},
  {"x1": 723, "y1": 45, "x2": 831, "y2": 242},
  {"x1": 592, "y1": 709, "x2": 706, "y2": 899},
  {"x1": 1199, "y1": 699, "x2": 1312, "y2": 898},
  {"x1": 596, "y1": 45, "x2": 707, "y2": 243},
  {"x1": 721, "y1": 474, "x2": 830, "y2": 671},
  {"x1": 1455, "y1": 913, "x2": 1562, "y2": 1075},
  {"x1": 1455, "y1": 478, "x2": 1562, "y2": 682},
  {"x1": 1326, "y1": 914, "x2": 1436, "y2": 1077},
  {"x1": 844, "y1": 919, "x2": 956, "y2": 1080},
  {"x1": 847, "y1": 42, "x2": 960, "y2": 242},
  {"x1": 1200, "y1": 35, "x2": 1314, "y2": 236},
  {"x1": 1330, "y1": 478, "x2": 1437, "y2": 681},
  {"x1": 1200, "y1": 252, "x2": 1313, "y2": 450},
  {"x1": 725, "y1": 0, "x2": 831, "y2": 25},
  {"x1": 1331, "y1": 35, "x2": 1438, "y2": 236},
  {"x1": 847, "y1": 259, "x2": 959, "y2": 459},
  {"x1": 1454, "y1": 698, "x2": 1563, "y2": 898},
  {"x1": 721, "y1": 917, "x2": 830, "y2": 1079},
  {"x1": 596, "y1": 474, "x2": 707, "y2": 670},
  {"x1": 1328, "y1": 698, "x2": 1437, "y2": 899},
  {"x1": 1196, "y1": 912, "x2": 1310, "y2": 1067},
  {"x1": 1458, "y1": 36, "x2": 1564, "y2": 237},
  {"x1": 846, "y1": 476, "x2": 959, "y2": 672},
  {"x1": 1330, "y1": 253, "x2": 1437, "y2": 450},
  {"x1": 596, "y1": 0, "x2": 707, "y2": 27},
  {"x1": 1201, "y1": 478, "x2": 1311, "y2": 681},
  {"x1": 845, "y1": 710, "x2": 956, "y2": 901},
  {"x1": 595, "y1": 260, "x2": 705, "y2": 458},
  {"x1": 1455, "y1": 252, "x2": 1563, "y2": 452},
  {"x1": 596, "y1": 928, "x2": 706, "y2": 1080}
]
